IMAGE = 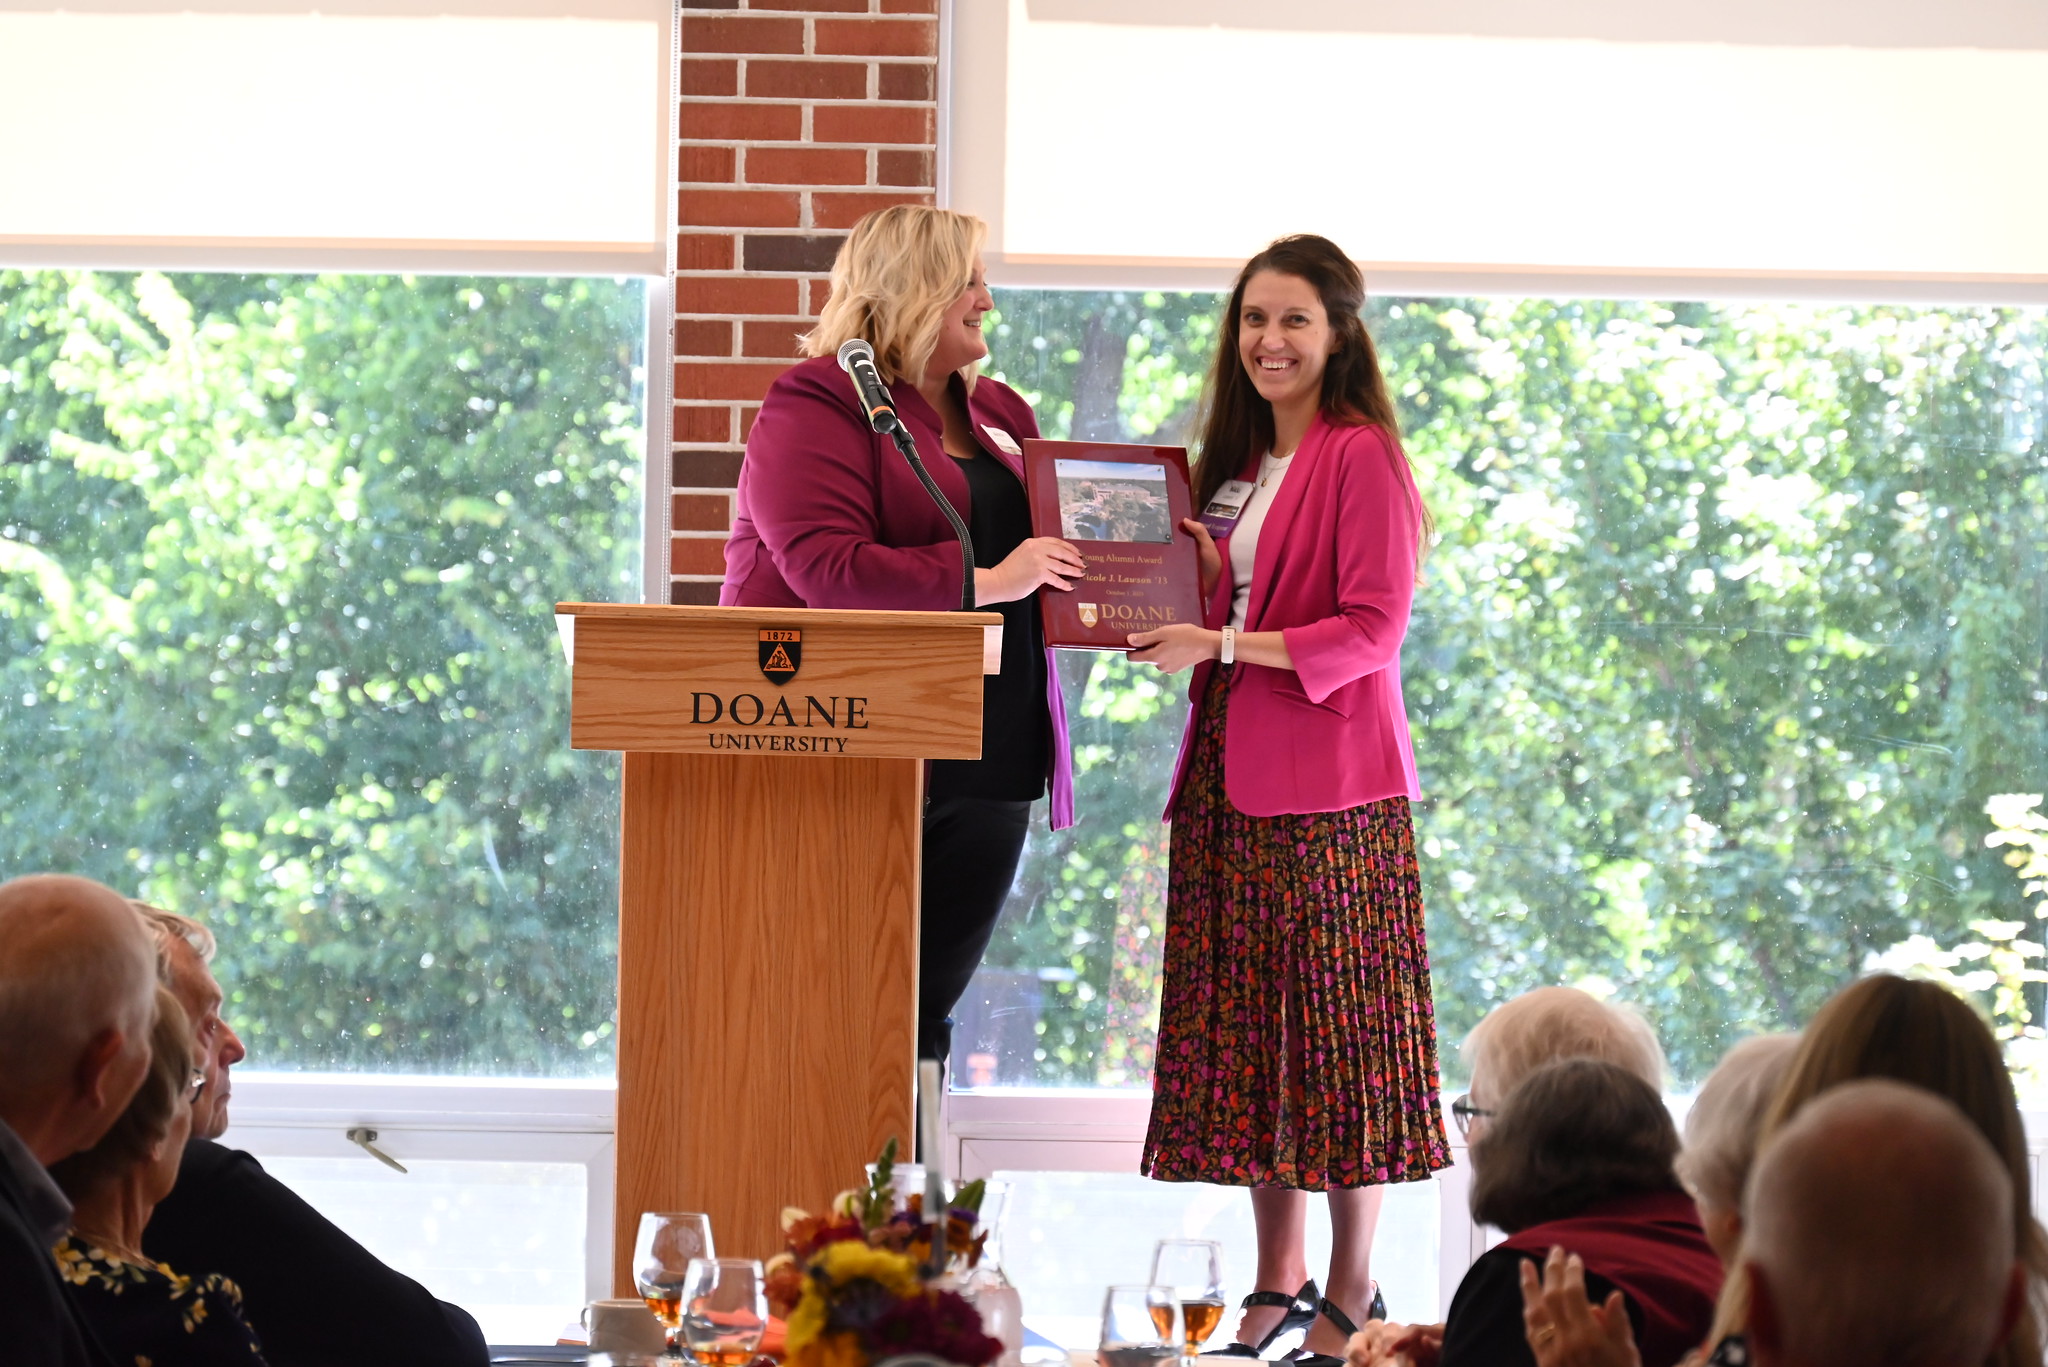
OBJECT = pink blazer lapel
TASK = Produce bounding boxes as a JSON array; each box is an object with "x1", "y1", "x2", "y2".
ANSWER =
[{"x1": 1243, "y1": 414, "x2": 1332, "y2": 630}]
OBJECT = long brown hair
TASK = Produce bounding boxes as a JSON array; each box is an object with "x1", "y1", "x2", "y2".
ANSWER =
[
  {"x1": 1190, "y1": 234, "x2": 1430, "y2": 545},
  {"x1": 1707, "y1": 975, "x2": 2047, "y2": 1366}
]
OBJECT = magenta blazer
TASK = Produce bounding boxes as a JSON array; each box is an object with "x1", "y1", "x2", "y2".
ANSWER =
[
  {"x1": 721, "y1": 354, "x2": 1074, "y2": 828},
  {"x1": 1165, "y1": 415, "x2": 1421, "y2": 819}
]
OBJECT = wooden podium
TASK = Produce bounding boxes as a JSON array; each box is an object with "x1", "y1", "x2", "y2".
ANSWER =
[{"x1": 553, "y1": 603, "x2": 1001, "y2": 1286}]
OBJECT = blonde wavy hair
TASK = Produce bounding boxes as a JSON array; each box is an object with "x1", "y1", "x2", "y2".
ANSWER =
[{"x1": 801, "y1": 205, "x2": 986, "y2": 386}]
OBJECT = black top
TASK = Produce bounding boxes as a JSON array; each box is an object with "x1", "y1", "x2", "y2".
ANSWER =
[
  {"x1": 1439, "y1": 1248, "x2": 1634, "y2": 1367},
  {"x1": 0, "y1": 1143, "x2": 108, "y2": 1367},
  {"x1": 928, "y1": 443, "x2": 1049, "y2": 802},
  {"x1": 143, "y1": 1139, "x2": 487, "y2": 1367},
  {"x1": 56, "y1": 1236, "x2": 269, "y2": 1366}
]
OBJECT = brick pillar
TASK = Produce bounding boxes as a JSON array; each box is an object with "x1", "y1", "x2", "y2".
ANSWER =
[{"x1": 672, "y1": 0, "x2": 939, "y2": 604}]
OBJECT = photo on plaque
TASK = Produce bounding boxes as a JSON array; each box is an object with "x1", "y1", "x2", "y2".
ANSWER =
[
  {"x1": 1022, "y1": 439, "x2": 1205, "y2": 651},
  {"x1": 1055, "y1": 459, "x2": 1174, "y2": 544}
]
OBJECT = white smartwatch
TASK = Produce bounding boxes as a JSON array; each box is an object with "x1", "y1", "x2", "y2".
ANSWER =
[{"x1": 1219, "y1": 626, "x2": 1236, "y2": 665}]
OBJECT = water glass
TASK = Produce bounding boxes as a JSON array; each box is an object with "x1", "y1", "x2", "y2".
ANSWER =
[
  {"x1": 679, "y1": 1257, "x2": 768, "y2": 1367},
  {"x1": 1101, "y1": 1284, "x2": 1179, "y2": 1367}
]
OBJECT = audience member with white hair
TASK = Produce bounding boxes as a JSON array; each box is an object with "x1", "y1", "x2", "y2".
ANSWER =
[
  {"x1": 1742, "y1": 1078, "x2": 2024, "y2": 1367},
  {"x1": 1350, "y1": 987, "x2": 1671, "y2": 1367},
  {"x1": 0, "y1": 873, "x2": 159, "y2": 1367},
  {"x1": 131, "y1": 901, "x2": 489, "y2": 1367},
  {"x1": 1672, "y1": 1035, "x2": 1801, "y2": 1268}
]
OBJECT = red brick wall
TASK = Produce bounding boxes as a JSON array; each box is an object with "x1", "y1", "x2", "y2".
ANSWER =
[{"x1": 672, "y1": 0, "x2": 939, "y2": 604}]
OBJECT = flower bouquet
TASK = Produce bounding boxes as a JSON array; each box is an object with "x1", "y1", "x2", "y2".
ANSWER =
[{"x1": 767, "y1": 1141, "x2": 1004, "y2": 1367}]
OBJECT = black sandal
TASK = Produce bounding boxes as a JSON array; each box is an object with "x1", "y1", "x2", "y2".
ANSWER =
[
  {"x1": 1287, "y1": 1289, "x2": 1383, "y2": 1367},
  {"x1": 1211, "y1": 1279, "x2": 1320, "y2": 1358}
]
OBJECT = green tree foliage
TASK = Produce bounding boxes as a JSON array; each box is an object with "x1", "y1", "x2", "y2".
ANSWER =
[
  {"x1": 979, "y1": 291, "x2": 2048, "y2": 1087},
  {"x1": 0, "y1": 270, "x2": 642, "y2": 1074}
]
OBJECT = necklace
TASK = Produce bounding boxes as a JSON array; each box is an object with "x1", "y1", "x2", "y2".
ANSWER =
[
  {"x1": 70, "y1": 1226, "x2": 145, "y2": 1262},
  {"x1": 1259, "y1": 450, "x2": 1294, "y2": 489}
]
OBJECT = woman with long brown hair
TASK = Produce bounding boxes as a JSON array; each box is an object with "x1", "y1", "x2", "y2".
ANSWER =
[{"x1": 1129, "y1": 235, "x2": 1450, "y2": 1364}]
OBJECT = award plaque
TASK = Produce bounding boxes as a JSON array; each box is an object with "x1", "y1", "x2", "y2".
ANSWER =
[{"x1": 1022, "y1": 439, "x2": 1207, "y2": 651}]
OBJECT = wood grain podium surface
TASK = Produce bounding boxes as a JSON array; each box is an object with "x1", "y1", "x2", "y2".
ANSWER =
[
  {"x1": 556, "y1": 605, "x2": 999, "y2": 1288},
  {"x1": 560, "y1": 603, "x2": 1000, "y2": 758},
  {"x1": 615, "y1": 749, "x2": 921, "y2": 1274}
]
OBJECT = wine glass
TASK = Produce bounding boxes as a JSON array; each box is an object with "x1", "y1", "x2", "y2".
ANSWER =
[
  {"x1": 1101, "y1": 1284, "x2": 1180, "y2": 1367},
  {"x1": 634, "y1": 1213, "x2": 716, "y2": 1354},
  {"x1": 1150, "y1": 1238, "x2": 1225, "y2": 1360},
  {"x1": 679, "y1": 1257, "x2": 768, "y2": 1366}
]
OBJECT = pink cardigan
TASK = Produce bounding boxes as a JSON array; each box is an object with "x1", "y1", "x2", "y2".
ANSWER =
[
  {"x1": 1165, "y1": 415, "x2": 1421, "y2": 819},
  {"x1": 721, "y1": 355, "x2": 1074, "y2": 828}
]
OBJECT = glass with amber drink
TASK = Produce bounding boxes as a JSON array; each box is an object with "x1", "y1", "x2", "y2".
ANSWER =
[
  {"x1": 679, "y1": 1257, "x2": 768, "y2": 1366},
  {"x1": 1103, "y1": 1284, "x2": 1180, "y2": 1367},
  {"x1": 634, "y1": 1212, "x2": 716, "y2": 1354},
  {"x1": 1149, "y1": 1238, "x2": 1225, "y2": 1360}
]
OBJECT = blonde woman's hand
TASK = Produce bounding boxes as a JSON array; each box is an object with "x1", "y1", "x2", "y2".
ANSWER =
[
  {"x1": 1346, "y1": 1320, "x2": 1443, "y2": 1367},
  {"x1": 977, "y1": 537, "x2": 1085, "y2": 603},
  {"x1": 1180, "y1": 518, "x2": 1222, "y2": 600},
  {"x1": 1519, "y1": 1247, "x2": 1640, "y2": 1367}
]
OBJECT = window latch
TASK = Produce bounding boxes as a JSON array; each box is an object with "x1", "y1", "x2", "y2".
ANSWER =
[{"x1": 345, "y1": 1126, "x2": 409, "y2": 1174}]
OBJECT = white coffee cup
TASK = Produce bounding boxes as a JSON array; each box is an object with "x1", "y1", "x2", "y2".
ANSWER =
[{"x1": 582, "y1": 1298, "x2": 668, "y2": 1356}]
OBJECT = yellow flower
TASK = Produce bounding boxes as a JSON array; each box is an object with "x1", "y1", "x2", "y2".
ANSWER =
[
  {"x1": 784, "y1": 1241, "x2": 923, "y2": 1357},
  {"x1": 811, "y1": 1241, "x2": 921, "y2": 1297}
]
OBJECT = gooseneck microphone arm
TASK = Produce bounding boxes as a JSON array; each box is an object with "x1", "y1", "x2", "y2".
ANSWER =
[{"x1": 837, "y1": 339, "x2": 977, "y2": 612}]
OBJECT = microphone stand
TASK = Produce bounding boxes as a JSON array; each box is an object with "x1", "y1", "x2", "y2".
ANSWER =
[{"x1": 880, "y1": 418, "x2": 977, "y2": 613}]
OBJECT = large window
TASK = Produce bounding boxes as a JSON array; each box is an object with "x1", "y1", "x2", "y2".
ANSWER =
[
  {"x1": 959, "y1": 289, "x2": 2048, "y2": 1092},
  {"x1": 0, "y1": 269, "x2": 644, "y2": 1077}
]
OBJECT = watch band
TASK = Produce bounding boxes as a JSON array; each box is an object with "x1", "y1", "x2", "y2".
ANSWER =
[{"x1": 1220, "y1": 626, "x2": 1236, "y2": 665}]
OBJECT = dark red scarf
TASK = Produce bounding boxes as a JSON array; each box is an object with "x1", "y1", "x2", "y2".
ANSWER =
[{"x1": 1499, "y1": 1188, "x2": 1723, "y2": 1367}]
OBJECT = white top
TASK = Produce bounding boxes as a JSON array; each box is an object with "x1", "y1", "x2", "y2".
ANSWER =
[{"x1": 1227, "y1": 451, "x2": 1293, "y2": 631}]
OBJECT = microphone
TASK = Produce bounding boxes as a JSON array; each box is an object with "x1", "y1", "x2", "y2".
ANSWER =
[
  {"x1": 833, "y1": 337, "x2": 978, "y2": 611},
  {"x1": 837, "y1": 338, "x2": 903, "y2": 435}
]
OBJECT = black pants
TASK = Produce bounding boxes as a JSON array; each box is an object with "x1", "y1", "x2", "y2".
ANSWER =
[{"x1": 918, "y1": 795, "x2": 1032, "y2": 1063}]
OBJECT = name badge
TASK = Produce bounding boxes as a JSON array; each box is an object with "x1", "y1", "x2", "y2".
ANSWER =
[
  {"x1": 1198, "y1": 479, "x2": 1255, "y2": 538},
  {"x1": 980, "y1": 425, "x2": 1024, "y2": 457}
]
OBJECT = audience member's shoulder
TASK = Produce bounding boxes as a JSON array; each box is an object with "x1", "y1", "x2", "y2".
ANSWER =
[{"x1": 161, "y1": 1137, "x2": 282, "y2": 1214}]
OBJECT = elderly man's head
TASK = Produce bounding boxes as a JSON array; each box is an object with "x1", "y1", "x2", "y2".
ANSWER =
[
  {"x1": 1743, "y1": 1079, "x2": 2022, "y2": 1367},
  {"x1": 131, "y1": 900, "x2": 244, "y2": 1139},
  {"x1": 0, "y1": 874, "x2": 159, "y2": 1164},
  {"x1": 1460, "y1": 986, "x2": 1664, "y2": 1134}
]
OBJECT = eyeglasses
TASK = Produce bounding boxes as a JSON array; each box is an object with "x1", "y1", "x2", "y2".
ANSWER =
[
  {"x1": 1450, "y1": 1093, "x2": 1492, "y2": 1139},
  {"x1": 186, "y1": 1068, "x2": 209, "y2": 1104}
]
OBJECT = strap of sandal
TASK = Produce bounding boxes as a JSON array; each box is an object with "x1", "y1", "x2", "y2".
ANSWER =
[
  {"x1": 1316, "y1": 1297, "x2": 1360, "y2": 1340},
  {"x1": 1240, "y1": 1289, "x2": 1300, "y2": 1310}
]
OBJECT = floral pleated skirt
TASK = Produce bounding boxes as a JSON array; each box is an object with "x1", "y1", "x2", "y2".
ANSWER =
[{"x1": 1141, "y1": 673, "x2": 1451, "y2": 1190}]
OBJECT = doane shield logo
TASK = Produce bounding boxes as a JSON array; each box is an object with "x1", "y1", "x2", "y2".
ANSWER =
[
  {"x1": 1077, "y1": 603, "x2": 1099, "y2": 628},
  {"x1": 758, "y1": 628, "x2": 801, "y2": 685}
]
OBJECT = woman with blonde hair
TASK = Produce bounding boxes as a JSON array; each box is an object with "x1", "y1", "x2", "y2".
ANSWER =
[
  {"x1": 51, "y1": 987, "x2": 270, "y2": 1364},
  {"x1": 722, "y1": 205, "x2": 1083, "y2": 1064}
]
